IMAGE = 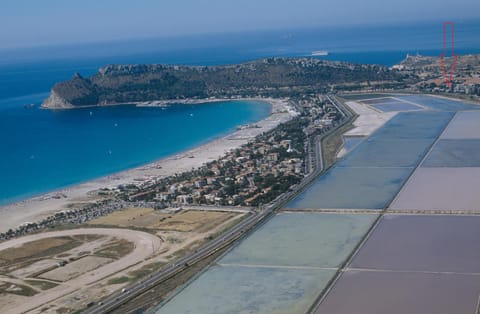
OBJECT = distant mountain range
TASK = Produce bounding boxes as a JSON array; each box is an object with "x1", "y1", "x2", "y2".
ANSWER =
[{"x1": 42, "y1": 57, "x2": 410, "y2": 109}]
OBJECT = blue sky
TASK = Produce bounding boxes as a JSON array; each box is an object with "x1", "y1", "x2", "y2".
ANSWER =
[{"x1": 1, "y1": 0, "x2": 480, "y2": 49}]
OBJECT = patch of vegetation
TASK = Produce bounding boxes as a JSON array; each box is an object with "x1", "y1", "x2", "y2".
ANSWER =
[
  {"x1": 95, "y1": 239, "x2": 134, "y2": 259},
  {"x1": 321, "y1": 100, "x2": 357, "y2": 169},
  {"x1": 25, "y1": 279, "x2": 58, "y2": 290},
  {"x1": 56, "y1": 253, "x2": 71, "y2": 258},
  {"x1": 167, "y1": 241, "x2": 203, "y2": 260},
  {"x1": 55, "y1": 307, "x2": 76, "y2": 314},
  {"x1": 0, "y1": 237, "x2": 83, "y2": 269},
  {"x1": 128, "y1": 262, "x2": 165, "y2": 280},
  {"x1": 322, "y1": 124, "x2": 353, "y2": 169},
  {"x1": 71, "y1": 234, "x2": 103, "y2": 242},
  {"x1": 107, "y1": 276, "x2": 131, "y2": 285},
  {"x1": 166, "y1": 236, "x2": 183, "y2": 244},
  {"x1": 84, "y1": 223, "x2": 159, "y2": 235},
  {"x1": 75, "y1": 251, "x2": 92, "y2": 257},
  {"x1": 0, "y1": 281, "x2": 37, "y2": 296},
  {"x1": 208, "y1": 213, "x2": 250, "y2": 240}
]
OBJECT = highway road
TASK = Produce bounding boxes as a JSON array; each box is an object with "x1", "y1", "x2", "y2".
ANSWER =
[{"x1": 84, "y1": 95, "x2": 354, "y2": 314}]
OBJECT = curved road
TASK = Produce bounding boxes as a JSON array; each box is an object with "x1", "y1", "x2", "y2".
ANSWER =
[{"x1": 2, "y1": 228, "x2": 161, "y2": 314}]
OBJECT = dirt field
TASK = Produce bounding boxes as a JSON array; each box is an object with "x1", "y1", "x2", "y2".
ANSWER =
[
  {"x1": 153, "y1": 210, "x2": 238, "y2": 233},
  {"x1": 88, "y1": 207, "x2": 167, "y2": 228},
  {"x1": 0, "y1": 207, "x2": 246, "y2": 313},
  {"x1": 0, "y1": 235, "x2": 114, "y2": 282},
  {"x1": 89, "y1": 207, "x2": 239, "y2": 233},
  {"x1": 39, "y1": 256, "x2": 113, "y2": 282},
  {"x1": 0, "y1": 280, "x2": 37, "y2": 297},
  {"x1": 0, "y1": 237, "x2": 82, "y2": 269},
  {"x1": 0, "y1": 228, "x2": 161, "y2": 314}
]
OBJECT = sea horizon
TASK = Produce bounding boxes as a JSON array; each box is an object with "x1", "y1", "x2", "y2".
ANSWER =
[{"x1": 1, "y1": 20, "x2": 480, "y2": 102}]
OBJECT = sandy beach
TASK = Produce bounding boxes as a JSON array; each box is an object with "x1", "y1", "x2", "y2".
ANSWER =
[{"x1": 0, "y1": 98, "x2": 296, "y2": 233}]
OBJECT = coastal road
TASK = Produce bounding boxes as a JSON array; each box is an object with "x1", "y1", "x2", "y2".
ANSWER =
[{"x1": 85, "y1": 94, "x2": 354, "y2": 314}]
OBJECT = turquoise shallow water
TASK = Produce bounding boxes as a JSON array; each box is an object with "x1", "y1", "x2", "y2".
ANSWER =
[{"x1": 0, "y1": 95, "x2": 270, "y2": 205}]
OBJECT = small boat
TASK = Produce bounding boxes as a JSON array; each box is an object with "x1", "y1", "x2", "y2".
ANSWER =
[{"x1": 24, "y1": 103, "x2": 35, "y2": 109}]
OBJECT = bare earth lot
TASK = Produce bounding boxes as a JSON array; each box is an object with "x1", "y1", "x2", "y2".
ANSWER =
[
  {"x1": 39, "y1": 256, "x2": 113, "y2": 282},
  {"x1": 89, "y1": 207, "x2": 239, "y2": 233},
  {"x1": 0, "y1": 207, "x2": 245, "y2": 313},
  {"x1": 0, "y1": 228, "x2": 159, "y2": 313}
]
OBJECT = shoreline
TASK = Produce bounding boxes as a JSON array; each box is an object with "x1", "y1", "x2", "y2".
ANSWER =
[
  {"x1": 0, "y1": 98, "x2": 297, "y2": 233},
  {"x1": 41, "y1": 95, "x2": 267, "y2": 110}
]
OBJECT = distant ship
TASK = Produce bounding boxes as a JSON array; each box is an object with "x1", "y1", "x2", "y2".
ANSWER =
[{"x1": 311, "y1": 50, "x2": 329, "y2": 56}]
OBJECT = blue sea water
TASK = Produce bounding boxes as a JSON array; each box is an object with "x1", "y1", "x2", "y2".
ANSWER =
[
  {"x1": 0, "y1": 96, "x2": 270, "y2": 205},
  {"x1": 0, "y1": 20, "x2": 479, "y2": 205}
]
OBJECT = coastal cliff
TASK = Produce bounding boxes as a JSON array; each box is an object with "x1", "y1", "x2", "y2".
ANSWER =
[
  {"x1": 42, "y1": 91, "x2": 75, "y2": 109},
  {"x1": 42, "y1": 58, "x2": 408, "y2": 109}
]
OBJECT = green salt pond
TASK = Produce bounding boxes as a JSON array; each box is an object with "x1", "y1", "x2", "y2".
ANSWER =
[
  {"x1": 220, "y1": 212, "x2": 378, "y2": 268},
  {"x1": 156, "y1": 213, "x2": 377, "y2": 314},
  {"x1": 157, "y1": 265, "x2": 335, "y2": 314}
]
